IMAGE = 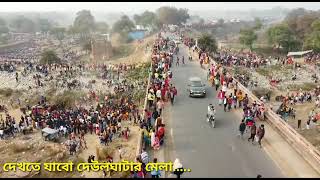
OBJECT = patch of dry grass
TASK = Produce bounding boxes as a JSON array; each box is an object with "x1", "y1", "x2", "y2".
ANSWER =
[
  {"x1": 0, "y1": 88, "x2": 14, "y2": 97},
  {"x1": 52, "y1": 90, "x2": 86, "y2": 108},
  {"x1": 12, "y1": 143, "x2": 31, "y2": 153},
  {"x1": 287, "y1": 83, "x2": 318, "y2": 91}
]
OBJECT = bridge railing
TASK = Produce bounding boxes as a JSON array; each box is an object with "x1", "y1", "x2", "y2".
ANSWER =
[{"x1": 192, "y1": 48, "x2": 320, "y2": 174}]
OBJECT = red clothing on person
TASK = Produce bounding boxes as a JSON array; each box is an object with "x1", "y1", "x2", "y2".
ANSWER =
[
  {"x1": 157, "y1": 126, "x2": 165, "y2": 139},
  {"x1": 217, "y1": 91, "x2": 224, "y2": 99},
  {"x1": 220, "y1": 74, "x2": 224, "y2": 86},
  {"x1": 172, "y1": 88, "x2": 177, "y2": 96},
  {"x1": 161, "y1": 88, "x2": 166, "y2": 99}
]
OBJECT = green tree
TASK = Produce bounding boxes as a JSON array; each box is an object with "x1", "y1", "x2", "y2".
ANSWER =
[
  {"x1": 239, "y1": 28, "x2": 257, "y2": 50},
  {"x1": 0, "y1": 25, "x2": 9, "y2": 34},
  {"x1": 40, "y1": 50, "x2": 61, "y2": 65},
  {"x1": 218, "y1": 19, "x2": 224, "y2": 26},
  {"x1": 0, "y1": 17, "x2": 9, "y2": 35},
  {"x1": 0, "y1": 18, "x2": 6, "y2": 26},
  {"x1": 295, "y1": 12, "x2": 319, "y2": 39},
  {"x1": 50, "y1": 27, "x2": 66, "y2": 45},
  {"x1": 303, "y1": 20, "x2": 320, "y2": 52},
  {"x1": 311, "y1": 19, "x2": 320, "y2": 31},
  {"x1": 73, "y1": 10, "x2": 95, "y2": 40},
  {"x1": 156, "y1": 6, "x2": 190, "y2": 26},
  {"x1": 267, "y1": 23, "x2": 300, "y2": 52},
  {"x1": 0, "y1": 34, "x2": 9, "y2": 44},
  {"x1": 285, "y1": 8, "x2": 319, "y2": 39},
  {"x1": 133, "y1": 11, "x2": 157, "y2": 27},
  {"x1": 66, "y1": 25, "x2": 76, "y2": 36},
  {"x1": 253, "y1": 17, "x2": 262, "y2": 30},
  {"x1": 112, "y1": 15, "x2": 135, "y2": 33},
  {"x1": 82, "y1": 41, "x2": 92, "y2": 54},
  {"x1": 197, "y1": 34, "x2": 218, "y2": 54},
  {"x1": 37, "y1": 18, "x2": 52, "y2": 33},
  {"x1": 95, "y1": 22, "x2": 109, "y2": 33},
  {"x1": 10, "y1": 16, "x2": 35, "y2": 33}
]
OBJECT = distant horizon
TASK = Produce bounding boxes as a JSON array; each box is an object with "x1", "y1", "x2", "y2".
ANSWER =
[{"x1": 0, "y1": 2, "x2": 318, "y2": 13}]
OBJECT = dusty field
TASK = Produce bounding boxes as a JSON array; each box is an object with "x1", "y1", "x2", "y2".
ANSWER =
[{"x1": 109, "y1": 34, "x2": 154, "y2": 65}]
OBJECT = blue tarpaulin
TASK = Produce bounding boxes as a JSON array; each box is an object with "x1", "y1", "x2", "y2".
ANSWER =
[{"x1": 128, "y1": 30, "x2": 146, "y2": 40}]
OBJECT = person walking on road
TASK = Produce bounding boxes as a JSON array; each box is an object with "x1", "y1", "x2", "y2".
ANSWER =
[
  {"x1": 151, "y1": 158, "x2": 161, "y2": 178},
  {"x1": 176, "y1": 57, "x2": 180, "y2": 67},
  {"x1": 248, "y1": 122, "x2": 257, "y2": 143},
  {"x1": 255, "y1": 124, "x2": 265, "y2": 148},
  {"x1": 173, "y1": 158, "x2": 184, "y2": 178},
  {"x1": 215, "y1": 76, "x2": 220, "y2": 91},
  {"x1": 207, "y1": 69, "x2": 211, "y2": 80},
  {"x1": 170, "y1": 87, "x2": 177, "y2": 105},
  {"x1": 223, "y1": 96, "x2": 228, "y2": 112},
  {"x1": 140, "y1": 148, "x2": 149, "y2": 172},
  {"x1": 239, "y1": 120, "x2": 246, "y2": 139},
  {"x1": 227, "y1": 95, "x2": 232, "y2": 111},
  {"x1": 217, "y1": 90, "x2": 224, "y2": 106},
  {"x1": 182, "y1": 56, "x2": 185, "y2": 65}
]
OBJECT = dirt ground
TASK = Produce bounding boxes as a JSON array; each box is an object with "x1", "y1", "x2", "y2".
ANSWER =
[{"x1": 77, "y1": 122, "x2": 140, "y2": 178}]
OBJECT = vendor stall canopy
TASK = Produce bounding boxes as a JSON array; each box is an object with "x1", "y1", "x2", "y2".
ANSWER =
[{"x1": 287, "y1": 50, "x2": 313, "y2": 57}]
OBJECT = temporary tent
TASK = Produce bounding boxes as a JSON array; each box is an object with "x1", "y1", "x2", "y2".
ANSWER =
[
  {"x1": 42, "y1": 127, "x2": 58, "y2": 135},
  {"x1": 287, "y1": 50, "x2": 313, "y2": 57}
]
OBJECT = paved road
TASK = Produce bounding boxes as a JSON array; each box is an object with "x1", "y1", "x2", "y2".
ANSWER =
[{"x1": 165, "y1": 41, "x2": 283, "y2": 178}]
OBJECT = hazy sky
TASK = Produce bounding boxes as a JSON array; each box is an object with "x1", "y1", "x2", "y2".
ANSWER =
[{"x1": 0, "y1": 2, "x2": 319, "y2": 13}]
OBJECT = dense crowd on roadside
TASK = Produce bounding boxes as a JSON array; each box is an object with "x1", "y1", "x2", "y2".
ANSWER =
[
  {"x1": 183, "y1": 34, "x2": 268, "y2": 148},
  {"x1": 132, "y1": 32, "x2": 184, "y2": 178}
]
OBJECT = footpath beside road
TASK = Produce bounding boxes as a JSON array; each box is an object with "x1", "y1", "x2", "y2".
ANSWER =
[{"x1": 189, "y1": 47, "x2": 319, "y2": 177}]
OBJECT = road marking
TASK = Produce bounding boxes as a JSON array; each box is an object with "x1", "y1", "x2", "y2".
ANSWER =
[{"x1": 230, "y1": 144, "x2": 236, "y2": 152}]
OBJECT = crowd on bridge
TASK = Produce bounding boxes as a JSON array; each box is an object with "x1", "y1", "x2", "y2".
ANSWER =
[
  {"x1": 133, "y1": 32, "x2": 186, "y2": 178},
  {"x1": 183, "y1": 34, "x2": 268, "y2": 148}
]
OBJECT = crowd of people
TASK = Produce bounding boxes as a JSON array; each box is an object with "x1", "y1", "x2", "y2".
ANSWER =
[
  {"x1": 1, "y1": 88, "x2": 142, "y2": 149},
  {"x1": 0, "y1": 33, "x2": 84, "y2": 63},
  {"x1": 304, "y1": 52, "x2": 320, "y2": 63},
  {"x1": 133, "y1": 32, "x2": 185, "y2": 178},
  {"x1": 183, "y1": 34, "x2": 268, "y2": 149},
  {"x1": 213, "y1": 49, "x2": 275, "y2": 69},
  {"x1": 0, "y1": 55, "x2": 147, "y2": 96},
  {"x1": 207, "y1": 61, "x2": 266, "y2": 145},
  {"x1": 275, "y1": 87, "x2": 320, "y2": 123}
]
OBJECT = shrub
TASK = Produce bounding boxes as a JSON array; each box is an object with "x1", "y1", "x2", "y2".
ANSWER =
[{"x1": 0, "y1": 88, "x2": 13, "y2": 97}]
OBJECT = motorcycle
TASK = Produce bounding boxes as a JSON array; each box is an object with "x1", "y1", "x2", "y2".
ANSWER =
[{"x1": 206, "y1": 114, "x2": 215, "y2": 128}]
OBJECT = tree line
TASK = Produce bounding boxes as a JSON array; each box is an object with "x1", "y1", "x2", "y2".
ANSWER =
[
  {"x1": 239, "y1": 8, "x2": 320, "y2": 52},
  {"x1": 0, "y1": 6, "x2": 190, "y2": 45}
]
